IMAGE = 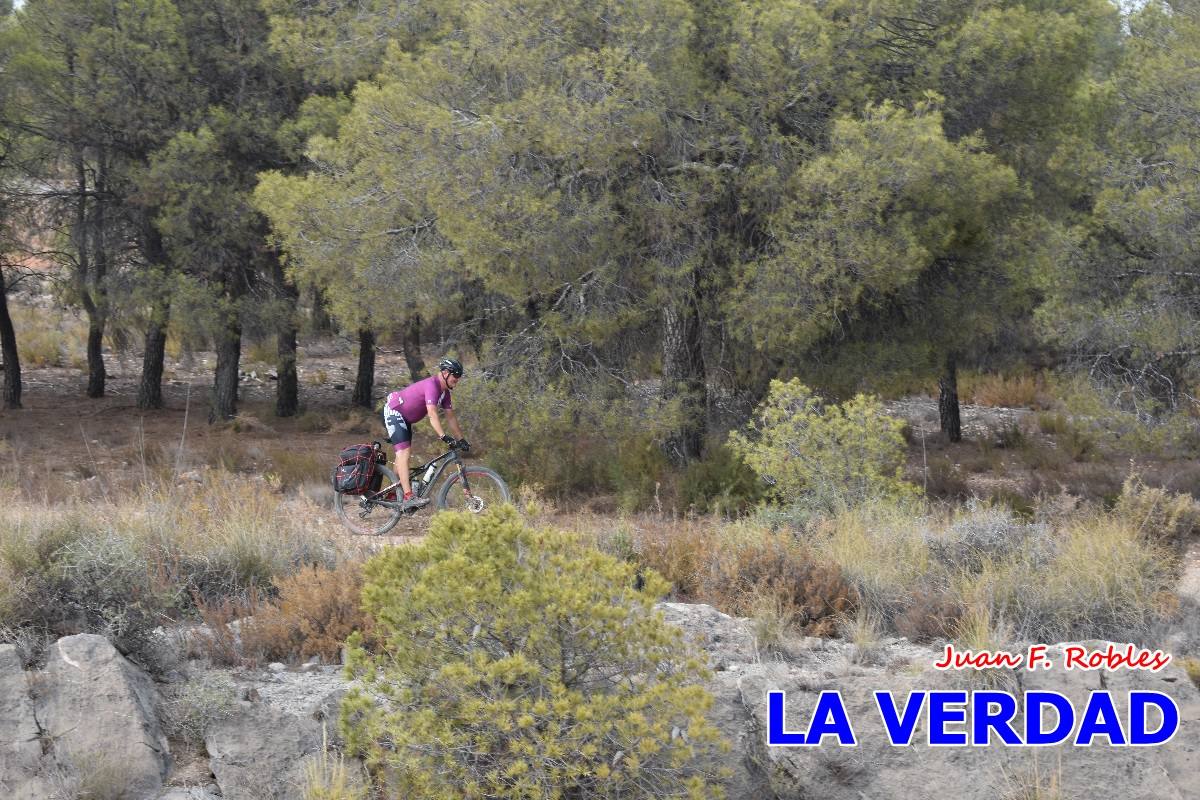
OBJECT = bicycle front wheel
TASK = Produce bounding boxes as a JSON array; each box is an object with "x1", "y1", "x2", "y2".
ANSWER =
[
  {"x1": 334, "y1": 464, "x2": 404, "y2": 535},
  {"x1": 435, "y1": 466, "x2": 511, "y2": 513}
]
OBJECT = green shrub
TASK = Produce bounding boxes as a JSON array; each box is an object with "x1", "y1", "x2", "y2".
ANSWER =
[
  {"x1": 729, "y1": 379, "x2": 917, "y2": 512},
  {"x1": 1113, "y1": 474, "x2": 1200, "y2": 546},
  {"x1": 342, "y1": 509, "x2": 729, "y2": 799},
  {"x1": 680, "y1": 445, "x2": 764, "y2": 516},
  {"x1": 452, "y1": 366, "x2": 680, "y2": 500}
]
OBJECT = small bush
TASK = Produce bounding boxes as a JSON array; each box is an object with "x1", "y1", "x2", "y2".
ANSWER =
[
  {"x1": 893, "y1": 587, "x2": 962, "y2": 642},
  {"x1": 295, "y1": 411, "x2": 333, "y2": 433},
  {"x1": 163, "y1": 672, "x2": 239, "y2": 746},
  {"x1": 452, "y1": 363, "x2": 681, "y2": 499},
  {"x1": 699, "y1": 533, "x2": 857, "y2": 637},
  {"x1": 1113, "y1": 475, "x2": 1200, "y2": 546},
  {"x1": 1036, "y1": 412, "x2": 1071, "y2": 436},
  {"x1": 242, "y1": 562, "x2": 370, "y2": 663},
  {"x1": 920, "y1": 455, "x2": 971, "y2": 500},
  {"x1": 961, "y1": 514, "x2": 1173, "y2": 642},
  {"x1": 633, "y1": 518, "x2": 712, "y2": 599},
  {"x1": 927, "y1": 504, "x2": 1052, "y2": 574},
  {"x1": 303, "y1": 738, "x2": 368, "y2": 800},
  {"x1": 730, "y1": 379, "x2": 917, "y2": 513},
  {"x1": 811, "y1": 504, "x2": 933, "y2": 620},
  {"x1": 961, "y1": 372, "x2": 1052, "y2": 409},
  {"x1": 342, "y1": 509, "x2": 729, "y2": 799},
  {"x1": 680, "y1": 445, "x2": 764, "y2": 516},
  {"x1": 267, "y1": 449, "x2": 325, "y2": 492},
  {"x1": 244, "y1": 338, "x2": 276, "y2": 366},
  {"x1": 0, "y1": 518, "x2": 182, "y2": 672},
  {"x1": 15, "y1": 320, "x2": 65, "y2": 367},
  {"x1": 994, "y1": 422, "x2": 1025, "y2": 449}
]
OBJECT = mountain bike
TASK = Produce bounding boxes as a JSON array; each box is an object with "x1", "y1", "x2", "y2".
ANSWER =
[{"x1": 333, "y1": 441, "x2": 510, "y2": 536}]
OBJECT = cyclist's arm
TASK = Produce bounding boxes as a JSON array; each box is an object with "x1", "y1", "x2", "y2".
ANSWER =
[
  {"x1": 426, "y1": 404, "x2": 448, "y2": 439},
  {"x1": 444, "y1": 407, "x2": 465, "y2": 439}
]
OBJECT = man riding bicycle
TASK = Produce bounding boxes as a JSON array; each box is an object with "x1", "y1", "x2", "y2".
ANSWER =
[{"x1": 382, "y1": 357, "x2": 469, "y2": 510}]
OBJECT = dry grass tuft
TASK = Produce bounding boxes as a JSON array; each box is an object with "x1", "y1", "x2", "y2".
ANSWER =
[{"x1": 242, "y1": 562, "x2": 371, "y2": 664}]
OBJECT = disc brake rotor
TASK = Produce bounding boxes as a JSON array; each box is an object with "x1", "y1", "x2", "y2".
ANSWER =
[{"x1": 465, "y1": 495, "x2": 486, "y2": 513}]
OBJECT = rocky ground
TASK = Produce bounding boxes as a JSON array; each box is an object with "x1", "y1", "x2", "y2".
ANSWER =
[{"x1": 3, "y1": 604, "x2": 1197, "y2": 800}]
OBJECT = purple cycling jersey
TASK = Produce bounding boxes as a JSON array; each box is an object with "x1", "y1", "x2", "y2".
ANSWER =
[{"x1": 386, "y1": 374, "x2": 452, "y2": 424}]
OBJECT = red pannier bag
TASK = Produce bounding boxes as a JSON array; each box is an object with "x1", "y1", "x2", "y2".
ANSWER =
[{"x1": 332, "y1": 443, "x2": 377, "y2": 495}]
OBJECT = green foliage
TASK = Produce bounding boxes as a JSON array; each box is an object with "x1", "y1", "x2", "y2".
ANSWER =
[
  {"x1": 451, "y1": 364, "x2": 680, "y2": 501},
  {"x1": 680, "y1": 445, "x2": 763, "y2": 516},
  {"x1": 342, "y1": 509, "x2": 729, "y2": 799},
  {"x1": 730, "y1": 379, "x2": 917, "y2": 512},
  {"x1": 734, "y1": 100, "x2": 1024, "y2": 356}
]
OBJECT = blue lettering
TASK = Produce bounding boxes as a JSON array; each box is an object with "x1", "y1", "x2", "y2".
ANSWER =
[
  {"x1": 767, "y1": 691, "x2": 806, "y2": 746},
  {"x1": 928, "y1": 691, "x2": 968, "y2": 745},
  {"x1": 875, "y1": 691, "x2": 925, "y2": 746},
  {"x1": 1025, "y1": 691, "x2": 1074, "y2": 745},
  {"x1": 807, "y1": 691, "x2": 857, "y2": 745},
  {"x1": 767, "y1": 691, "x2": 856, "y2": 746},
  {"x1": 1129, "y1": 691, "x2": 1179, "y2": 746},
  {"x1": 1075, "y1": 691, "x2": 1126, "y2": 746},
  {"x1": 971, "y1": 691, "x2": 1021, "y2": 745}
]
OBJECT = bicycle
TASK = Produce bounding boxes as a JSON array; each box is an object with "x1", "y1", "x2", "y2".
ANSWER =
[{"x1": 333, "y1": 441, "x2": 511, "y2": 536}]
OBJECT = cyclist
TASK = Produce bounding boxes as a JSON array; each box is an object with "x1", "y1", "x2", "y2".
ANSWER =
[{"x1": 382, "y1": 357, "x2": 469, "y2": 509}]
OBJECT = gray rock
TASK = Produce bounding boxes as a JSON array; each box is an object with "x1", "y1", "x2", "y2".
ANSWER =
[
  {"x1": 36, "y1": 634, "x2": 170, "y2": 800},
  {"x1": 659, "y1": 602, "x2": 758, "y2": 669},
  {"x1": 205, "y1": 702, "x2": 322, "y2": 800},
  {"x1": 0, "y1": 645, "x2": 53, "y2": 800}
]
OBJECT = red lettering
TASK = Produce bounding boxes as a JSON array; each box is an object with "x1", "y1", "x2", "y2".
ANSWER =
[
  {"x1": 933, "y1": 644, "x2": 1023, "y2": 670},
  {"x1": 1064, "y1": 646, "x2": 1085, "y2": 669}
]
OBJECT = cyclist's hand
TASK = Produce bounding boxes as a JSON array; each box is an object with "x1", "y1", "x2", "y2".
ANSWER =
[
  {"x1": 455, "y1": 438, "x2": 471, "y2": 453},
  {"x1": 441, "y1": 433, "x2": 457, "y2": 446}
]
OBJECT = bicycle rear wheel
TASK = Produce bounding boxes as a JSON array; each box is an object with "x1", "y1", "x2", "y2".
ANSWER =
[
  {"x1": 334, "y1": 464, "x2": 404, "y2": 535},
  {"x1": 435, "y1": 466, "x2": 510, "y2": 513}
]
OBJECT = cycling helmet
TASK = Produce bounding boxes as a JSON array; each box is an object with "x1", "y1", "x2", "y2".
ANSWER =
[{"x1": 437, "y1": 357, "x2": 464, "y2": 377}]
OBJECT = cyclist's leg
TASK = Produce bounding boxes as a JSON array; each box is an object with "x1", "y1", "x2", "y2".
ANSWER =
[{"x1": 383, "y1": 407, "x2": 414, "y2": 497}]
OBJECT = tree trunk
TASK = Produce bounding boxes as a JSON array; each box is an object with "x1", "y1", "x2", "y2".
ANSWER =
[
  {"x1": 272, "y1": 256, "x2": 299, "y2": 417},
  {"x1": 277, "y1": 325, "x2": 299, "y2": 417},
  {"x1": 138, "y1": 306, "x2": 168, "y2": 410},
  {"x1": 210, "y1": 321, "x2": 241, "y2": 422},
  {"x1": 401, "y1": 312, "x2": 425, "y2": 381},
  {"x1": 939, "y1": 352, "x2": 962, "y2": 443},
  {"x1": 310, "y1": 286, "x2": 332, "y2": 334},
  {"x1": 85, "y1": 319, "x2": 106, "y2": 398},
  {"x1": 83, "y1": 153, "x2": 109, "y2": 398},
  {"x1": 136, "y1": 220, "x2": 170, "y2": 410},
  {"x1": 353, "y1": 328, "x2": 375, "y2": 408},
  {"x1": 0, "y1": 270, "x2": 21, "y2": 410},
  {"x1": 661, "y1": 275, "x2": 707, "y2": 464}
]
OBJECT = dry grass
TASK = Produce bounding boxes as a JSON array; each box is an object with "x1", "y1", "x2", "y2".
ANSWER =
[
  {"x1": 0, "y1": 473, "x2": 360, "y2": 667},
  {"x1": 267, "y1": 448, "x2": 326, "y2": 492},
  {"x1": 1113, "y1": 474, "x2": 1200, "y2": 546},
  {"x1": 578, "y1": 515, "x2": 857, "y2": 638},
  {"x1": 303, "y1": 728, "x2": 368, "y2": 800},
  {"x1": 241, "y1": 562, "x2": 371, "y2": 664},
  {"x1": 10, "y1": 306, "x2": 88, "y2": 369},
  {"x1": 1000, "y1": 753, "x2": 1063, "y2": 800},
  {"x1": 960, "y1": 372, "x2": 1054, "y2": 410},
  {"x1": 807, "y1": 499, "x2": 1176, "y2": 645}
]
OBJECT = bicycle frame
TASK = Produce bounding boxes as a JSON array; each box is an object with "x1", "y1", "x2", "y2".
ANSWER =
[{"x1": 362, "y1": 447, "x2": 471, "y2": 509}]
